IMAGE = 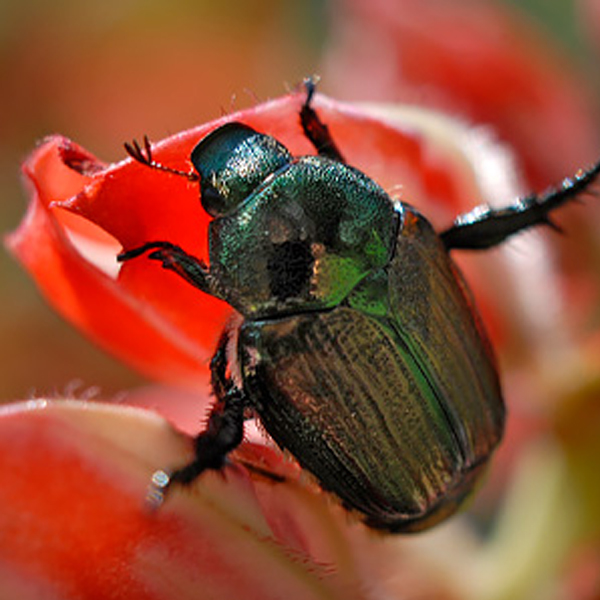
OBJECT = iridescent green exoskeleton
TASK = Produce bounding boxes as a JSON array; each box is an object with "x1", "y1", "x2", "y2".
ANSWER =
[{"x1": 120, "y1": 81, "x2": 600, "y2": 532}]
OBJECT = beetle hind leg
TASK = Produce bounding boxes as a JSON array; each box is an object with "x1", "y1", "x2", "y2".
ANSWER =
[
  {"x1": 147, "y1": 329, "x2": 247, "y2": 508},
  {"x1": 147, "y1": 387, "x2": 246, "y2": 508},
  {"x1": 441, "y1": 160, "x2": 600, "y2": 250}
]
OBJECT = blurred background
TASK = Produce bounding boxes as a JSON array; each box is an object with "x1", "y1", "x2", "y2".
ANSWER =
[
  {"x1": 2, "y1": 0, "x2": 599, "y2": 402},
  {"x1": 3, "y1": 1, "x2": 600, "y2": 598}
]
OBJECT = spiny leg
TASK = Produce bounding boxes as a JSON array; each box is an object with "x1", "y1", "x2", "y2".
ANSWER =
[
  {"x1": 441, "y1": 161, "x2": 600, "y2": 251},
  {"x1": 299, "y1": 77, "x2": 345, "y2": 162},
  {"x1": 117, "y1": 241, "x2": 218, "y2": 296},
  {"x1": 208, "y1": 327, "x2": 290, "y2": 484},
  {"x1": 148, "y1": 330, "x2": 248, "y2": 507}
]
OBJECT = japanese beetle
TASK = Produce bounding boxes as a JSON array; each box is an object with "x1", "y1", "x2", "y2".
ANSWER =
[{"x1": 119, "y1": 80, "x2": 600, "y2": 532}]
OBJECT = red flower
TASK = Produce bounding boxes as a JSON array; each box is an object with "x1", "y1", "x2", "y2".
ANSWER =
[{"x1": 6, "y1": 89, "x2": 540, "y2": 599}]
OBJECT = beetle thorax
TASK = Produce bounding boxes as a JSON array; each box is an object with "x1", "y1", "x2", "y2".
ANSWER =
[
  {"x1": 208, "y1": 155, "x2": 398, "y2": 318},
  {"x1": 189, "y1": 122, "x2": 398, "y2": 318}
]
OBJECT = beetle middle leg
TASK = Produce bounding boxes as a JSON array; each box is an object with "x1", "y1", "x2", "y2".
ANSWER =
[
  {"x1": 441, "y1": 160, "x2": 600, "y2": 250},
  {"x1": 147, "y1": 329, "x2": 248, "y2": 507},
  {"x1": 299, "y1": 77, "x2": 345, "y2": 163}
]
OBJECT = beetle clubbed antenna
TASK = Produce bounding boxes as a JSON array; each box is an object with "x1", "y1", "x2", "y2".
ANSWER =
[{"x1": 124, "y1": 135, "x2": 199, "y2": 182}]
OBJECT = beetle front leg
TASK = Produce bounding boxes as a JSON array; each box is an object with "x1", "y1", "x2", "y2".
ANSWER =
[
  {"x1": 118, "y1": 241, "x2": 219, "y2": 296},
  {"x1": 299, "y1": 77, "x2": 346, "y2": 163},
  {"x1": 441, "y1": 160, "x2": 600, "y2": 250}
]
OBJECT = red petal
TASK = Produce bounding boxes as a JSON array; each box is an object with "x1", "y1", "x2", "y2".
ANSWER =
[
  {"x1": 7, "y1": 176, "x2": 213, "y2": 388},
  {"x1": 0, "y1": 400, "x2": 397, "y2": 600}
]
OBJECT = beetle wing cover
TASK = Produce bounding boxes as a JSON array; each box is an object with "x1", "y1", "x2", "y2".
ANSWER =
[
  {"x1": 240, "y1": 303, "x2": 489, "y2": 529},
  {"x1": 386, "y1": 208, "x2": 504, "y2": 468}
]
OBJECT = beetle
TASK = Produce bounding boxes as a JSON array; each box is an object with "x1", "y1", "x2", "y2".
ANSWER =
[{"x1": 118, "y1": 80, "x2": 600, "y2": 532}]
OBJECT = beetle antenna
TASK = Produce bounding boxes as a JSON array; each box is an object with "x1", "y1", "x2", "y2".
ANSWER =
[{"x1": 124, "y1": 135, "x2": 199, "y2": 182}]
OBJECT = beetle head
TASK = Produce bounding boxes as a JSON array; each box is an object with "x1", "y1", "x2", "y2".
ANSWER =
[{"x1": 191, "y1": 123, "x2": 292, "y2": 218}]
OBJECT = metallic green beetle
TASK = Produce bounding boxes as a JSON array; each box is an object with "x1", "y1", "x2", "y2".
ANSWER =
[{"x1": 120, "y1": 81, "x2": 600, "y2": 532}]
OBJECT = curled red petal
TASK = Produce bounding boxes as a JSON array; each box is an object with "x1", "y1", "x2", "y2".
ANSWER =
[{"x1": 7, "y1": 178, "x2": 214, "y2": 388}]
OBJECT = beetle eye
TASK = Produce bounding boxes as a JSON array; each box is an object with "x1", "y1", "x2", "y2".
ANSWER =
[{"x1": 191, "y1": 122, "x2": 292, "y2": 217}]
